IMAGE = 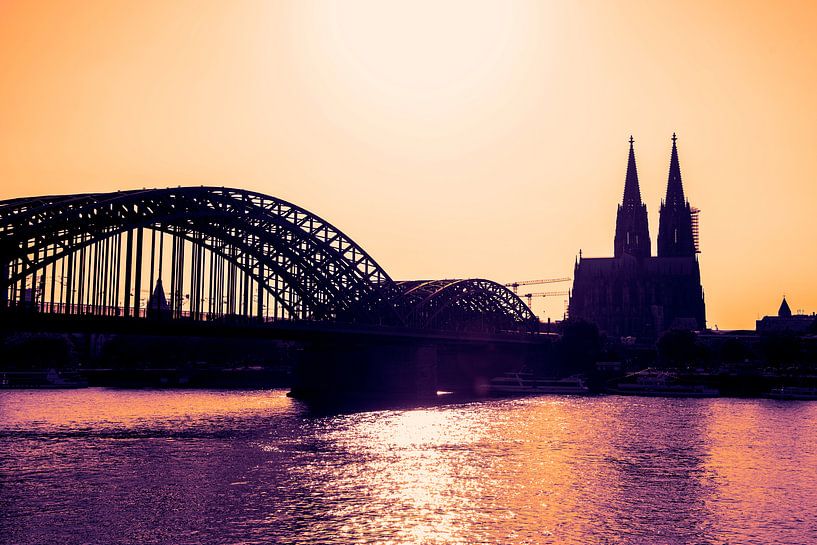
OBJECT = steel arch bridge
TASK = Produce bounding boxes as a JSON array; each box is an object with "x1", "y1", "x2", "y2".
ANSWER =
[
  {"x1": 0, "y1": 187, "x2": 535, "y2": 332},
  {"x1": 397, "y1": 279, "x2": 536, "y2": 332}
]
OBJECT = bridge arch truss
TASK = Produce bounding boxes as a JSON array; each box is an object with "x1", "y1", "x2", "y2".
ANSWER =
[
  {"x1": 0, "y1": 187, "x2": 400, "y2": 324},
  {"x1": 0, "y1": 187, "x2": 536, "y2": 333},
  {"x1": 396, "y1": 279, "x2": 537, "y2": 333}
]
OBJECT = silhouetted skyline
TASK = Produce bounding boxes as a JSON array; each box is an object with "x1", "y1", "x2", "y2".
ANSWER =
[{"x1": 1, "y1": 2, "x2": 815, "y2": 327}]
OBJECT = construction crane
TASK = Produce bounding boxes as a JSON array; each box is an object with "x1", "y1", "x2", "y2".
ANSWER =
[
  {"x1": 505, "y1": 277, "x2": 570, "y2": 294},
  {"x1": 521, "y1": 290, "x2": 570, "y2": 309}
]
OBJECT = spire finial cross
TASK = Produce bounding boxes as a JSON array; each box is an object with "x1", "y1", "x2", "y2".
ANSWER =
[
  {"x1": 629, "y1": 135, "x2": 634, "y2": 145},
  {"x1": 672, "y1": 132, "x2": 677, "y2": 143}
]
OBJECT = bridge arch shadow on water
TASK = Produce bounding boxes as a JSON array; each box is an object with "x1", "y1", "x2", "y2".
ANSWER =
[{"x1": 0, "y1": 187, "x2": 535, "y2": 334}]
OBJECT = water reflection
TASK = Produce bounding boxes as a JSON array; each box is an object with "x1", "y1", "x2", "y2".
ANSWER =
[
  {"x1": 2, "y1": 390, "x2": 817, "y2": 544},
  {"x1": 599, "y1": 399, "x2": 718, "y2": 543},
  {"x1": 705, "y1": 401, "x2": 817, "y2": 544}
]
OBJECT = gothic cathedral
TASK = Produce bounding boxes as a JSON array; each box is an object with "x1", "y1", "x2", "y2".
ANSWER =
[{"x1": 569, "y1": 135, "x2": 706, "y2": 339}]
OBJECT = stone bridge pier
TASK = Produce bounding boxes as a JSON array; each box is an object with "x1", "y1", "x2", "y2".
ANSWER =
[
  {"x1": 289, "y1": 337, "x2": 541, "y2": 402},
  {"x1": 289, "y1": 339, "x2": 440, "y2": 402}
]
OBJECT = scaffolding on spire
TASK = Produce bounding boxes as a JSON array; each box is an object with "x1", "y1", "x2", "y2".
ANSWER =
[{"x1": 690, "y1": 206, "x2": 701, "y2": 253}]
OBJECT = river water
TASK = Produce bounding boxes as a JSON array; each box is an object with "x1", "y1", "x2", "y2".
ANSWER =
[{"x1": 1, "y1": 389, "x2": 816, "y2": 545}]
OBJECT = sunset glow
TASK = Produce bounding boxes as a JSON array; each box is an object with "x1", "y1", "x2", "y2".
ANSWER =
[{"x1": 1, "y1": 1, "x2": 816, "y2": 327}]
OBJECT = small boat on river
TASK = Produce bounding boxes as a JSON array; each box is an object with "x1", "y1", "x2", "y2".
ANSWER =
[
  {"x1": 0, "y1": 368, "x2": 88, "y2": 389},
  {"x1": 767, "y1": 386, "x2": 817, "y2": 400},
  {"x1": 489, "y1": 372, "x2": 590, "y2": 396},
  {"x1": 609, "y1": 370, "x2": 719, "y2": 398}
]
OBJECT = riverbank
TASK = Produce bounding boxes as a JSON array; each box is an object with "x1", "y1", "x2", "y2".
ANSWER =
[{"x1": 4, "y1": 364, "x2": 817, "y2": 401}]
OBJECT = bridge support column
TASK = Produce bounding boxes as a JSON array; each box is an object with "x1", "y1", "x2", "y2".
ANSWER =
[
  {"x1": 435, "y1": 342, "x2": 534, "y2": 396},
  {"x1": 289, "y1": 340, "x2": 439, "y2": 402},
  {"x1": 123, "y1": 230, "x2": 133, "y2": 317},
  {"x1": 0, "y1": 246, "x2": 9, "y2": 311},
  {"x1": 133, "y1": 228, "x2": 143, "y2": 318}
]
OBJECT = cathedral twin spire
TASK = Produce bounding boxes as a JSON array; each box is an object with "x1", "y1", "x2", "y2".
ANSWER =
[
  {"x1": 658, "y1": 133, "x2": 697, "y2": 257},
  {"x1": 614, "y1": 134, "x2": 697, "y2": 258},
  {"x1": 664, "y1": 133, "x2": 686, "y2": 206},
  {"x1": 622, "y1": 136, "x2": 643, "y2": 206},
  {"x1": 614, "y1": 136, "x2": 651, "y2": 258}
]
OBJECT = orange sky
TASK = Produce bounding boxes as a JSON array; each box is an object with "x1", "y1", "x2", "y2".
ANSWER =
[{"x1": 1, "y1": 0, "x2": 815, "y2": 329}]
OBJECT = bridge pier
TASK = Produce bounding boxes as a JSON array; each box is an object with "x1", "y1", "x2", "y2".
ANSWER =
[
  {"x1": 0, "y1": 246, "x2": 8, "y2": 311},
  {"x1": 436, "y1": 342, "x2": 537, "y2": 395},
  {"x1": 289, "y1": 340, "x2": 439, "y2": 402}
]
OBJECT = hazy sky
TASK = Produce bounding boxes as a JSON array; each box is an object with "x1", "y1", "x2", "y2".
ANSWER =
[{"x1": 1, "y1": 0, "x2": 815, "y2": 329}]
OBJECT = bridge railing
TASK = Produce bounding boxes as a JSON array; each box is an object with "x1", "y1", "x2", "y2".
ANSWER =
[
  {"x1": 3, "y1": 301, "x2": 271, "y2": 322},
  {"x1": 0, "y1": 300, "x2": 542, "y2": 337}
]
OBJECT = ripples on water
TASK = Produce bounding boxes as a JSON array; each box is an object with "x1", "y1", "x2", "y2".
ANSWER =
[{"x1": 1, "y1": 389, "x2": 816, "y2": 544}]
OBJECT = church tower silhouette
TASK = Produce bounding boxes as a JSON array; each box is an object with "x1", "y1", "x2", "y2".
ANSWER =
[
  {"x1": 657, "y1": 133, "x2": 697, "y2": 257},
  {"x1": 614, "y1": 136, "x2": 651, "y2": 258}
]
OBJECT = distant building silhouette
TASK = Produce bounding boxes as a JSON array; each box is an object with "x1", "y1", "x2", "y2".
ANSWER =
[
  {"x1": 569, "y1": 135, "x2": 706, "y2": 339},
  {"x1": 756, "y1": 296, "x2": 817, "y2": 334},
  {"x1": 779, "y1": 297, "x2": 792, "y2": 318},
  {"x1": 146, "y1": 279, "x2": 171, "y2": 320}
]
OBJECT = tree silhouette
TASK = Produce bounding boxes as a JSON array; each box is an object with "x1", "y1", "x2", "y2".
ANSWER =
[
  {"x1": 557, "y1": 319, "x2": 601, "y2": 374},
  {"x1": 657, "y1": 329, "x2": 698, "y2": 368}
]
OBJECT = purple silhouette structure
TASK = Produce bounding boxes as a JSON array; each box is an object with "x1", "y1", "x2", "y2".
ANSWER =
[{"x1": 569, "y1": 135, "x2": 706, "y2": 339}]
